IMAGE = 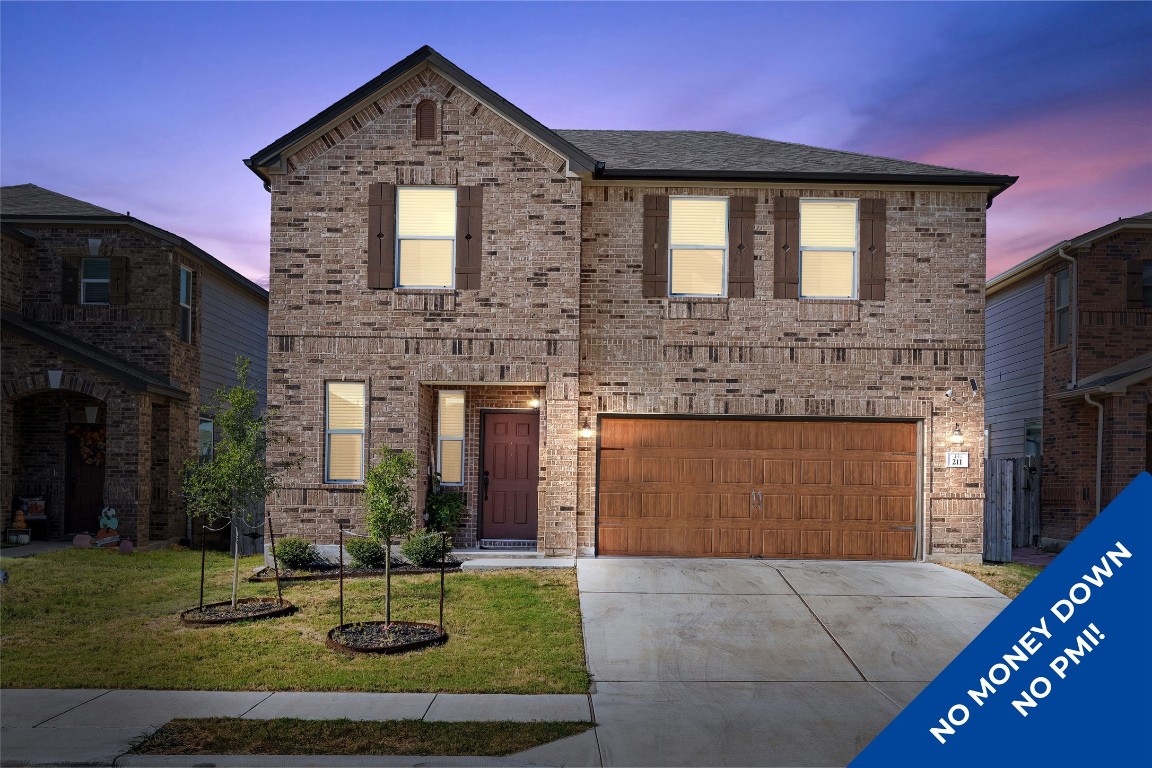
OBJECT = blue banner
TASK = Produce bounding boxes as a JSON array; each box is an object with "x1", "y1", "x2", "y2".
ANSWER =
[{"x1": 851, "y1": 472, "x2": 1152, "y2": 768}]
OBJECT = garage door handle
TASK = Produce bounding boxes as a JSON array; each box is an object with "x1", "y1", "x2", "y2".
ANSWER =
[{"x1": 750, "y1": 490, "x2": 762, "y2": 511}]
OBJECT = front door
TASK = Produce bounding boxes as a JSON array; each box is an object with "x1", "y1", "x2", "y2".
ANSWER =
[
  {"x1": 481, "y1": 412, "x2": 540, "y2": 541},
  {"x1": 65, "y1": 424, "x2": 106, "y2": 535}
]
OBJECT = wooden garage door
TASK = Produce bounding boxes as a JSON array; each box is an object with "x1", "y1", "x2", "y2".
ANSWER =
[{"x1": 597, "y1": 418, "x2": 917, "y2": 560}]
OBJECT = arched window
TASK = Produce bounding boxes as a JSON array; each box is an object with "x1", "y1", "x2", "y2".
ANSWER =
[{"x1": 415, "y1": 100, "x2": 436, "y2": 141}]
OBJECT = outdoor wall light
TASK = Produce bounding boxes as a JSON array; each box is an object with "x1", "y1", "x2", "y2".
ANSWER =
[
  {"x1": 580, "y1": 421, "x2": 593, "y2": 439},
  {"x1": 949, "y1": 424, "x2": 965, "y2": 444},
  {"x1": 528, "y1": 398, "x2": 541, "y2": 408},
  {"x1": 84, "y1": 406, "x2": 99, "y2": 424}
]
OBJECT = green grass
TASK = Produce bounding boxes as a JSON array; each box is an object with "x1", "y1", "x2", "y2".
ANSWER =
[
  {"x1": 940, "y1": 561, "x2": 1043, "y2": 598},
  {"x1": 0, "y1": 548, "x2": 588, "y2": 693},
  {"x1": 131, "y1": 718, "x2": 594, "y2": 756}
]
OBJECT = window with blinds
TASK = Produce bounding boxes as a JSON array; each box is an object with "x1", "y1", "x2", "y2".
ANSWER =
[
  {"x1": 326, "y1": 381, "x2": 365, "y2": 483},
  {"x1": 397, "y1": 187, "x2": 456, "y2": 288},
  {"x1": 82, "y1": 258, "x2": 111, "y2": 304},
  {"x1": 438, "y1": 391, "x2": 465, "y2": 485},
  {"x1": 1054, "y1": 268, "x2": 1070, "y2": 345},
  {"x1": 799, "y1": 199, "x2": 858, "y2": 298},
  {"x1": 669, "y1": 197, "x2": 727, "y2": 296}
]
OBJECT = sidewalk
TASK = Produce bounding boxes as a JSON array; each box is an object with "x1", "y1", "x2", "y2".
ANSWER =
[{"x1": 0, "y1": 689, "x2": 599, "y2": 767}]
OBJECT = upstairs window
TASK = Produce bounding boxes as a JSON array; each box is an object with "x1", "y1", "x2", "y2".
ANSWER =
[
  {"x1": 396, "y1": 187, "x2": 456, "y2": 288},
  {"x1": 1054, "y1": 268, "x2": 1070, "y2": 345},
  {"x1": 326, "y1": 382, "x2": 365, "y2": 483},
  {"x1": 669, "y1": 197, "x2": 727, "y2": 296},
  {"x1": 438, "y1": 391, "x2": 465, "y2": 486},
  {"x1": 81, "y1": 258, "x2": 111, "y2": 304},
  {"x1": 198, "y1": 418, "x2": 214, "y2": 459},
  {"x1": 799, "y1": 199, "x2": 857, "y2": 299},
  {"x1": 179, "y1": 267, "x2": 193, "y2": 343},
  {"x1": 1143, "y1": 263, "x2": 1152, "y2": 308}
]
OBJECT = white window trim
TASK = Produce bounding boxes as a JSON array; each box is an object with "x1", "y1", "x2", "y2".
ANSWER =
[
  {"x1": 179, "y1": 267, "x2": 193, "y2": 343},
  {"x1": 668, "y1": 195, "x2": 728, "y2": 298},
  {"x1": 81, "y1": 257, "x2": 111, "y2": 305},
  {"x1": 799, "y1": 198, "x2": 859, "y2": 300},
  {"x1": 437, "y1": 390, "x2": 465, "y2": 487},
  {"x1": 325, "y1": 381, "x2": 366, "y2": 484},
  {"x1": 1054, "y1": 268, "x2": 1070, "y2": 345},
  {"x1": 396, "y1": 186, "x2": 456, "y2": 289}
]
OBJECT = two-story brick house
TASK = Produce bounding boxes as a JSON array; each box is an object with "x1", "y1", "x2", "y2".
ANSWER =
[
  {"x1": 986, "y1": 211, "x2": 1152, "y2": 550},
  {"x1": 1, "y1": 184, "x2": 269, "y2": 545},
  {"x1": 245, "y1": 46, "x2": 1015, "y2": 561}
]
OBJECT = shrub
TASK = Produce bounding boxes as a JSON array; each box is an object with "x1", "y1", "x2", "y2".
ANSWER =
[
  {"x1": 426, "y1": 484, "x2": 466, "y2": 535},
  {"x1": 345, "y1": 537, "x2": 391, "y2": 569},
  {"x1": 401, "y1": 531, "x2": 453, "y2": 567},
  {"x1": 275, "y1": 536, "x2": 319, "y2": 570}
]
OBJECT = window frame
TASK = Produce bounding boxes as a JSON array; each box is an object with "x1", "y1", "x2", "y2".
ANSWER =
[
  {"x1": 179, "y1": 266, "x2": 193, "y2": 343},
  {"x1": 395, "y1": 186, "x2": 456, "y2": 290},
  {"x1": 325, "y1": 381, "x2": 366, "y2": 484},
  {"x1": 1054, "y1": 267, "x2": 1070, "y2": 345},
  {"x1": 198, "y1": 418, "x2": 215, "y2": 460},
  {"x1": 81, "y1": 257, "x2": 111, "y2": 305},
  {"x1": 437, "y1": 390, "x2": 465, "y2": 487},
  {"x1": 667, "y1": 195, "x2": 729, "y2": 298},
  {"x1": 798, "y1": 198, "x2": 859, "y2": 300},
  {"x1": 1142, "y1": 263, "x2": 1152, "y2": 309}
]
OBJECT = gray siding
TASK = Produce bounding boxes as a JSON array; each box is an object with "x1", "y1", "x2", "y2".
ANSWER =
[
  {"x1": 985, "y1": 277, "x2": 1045, "y2": 458},
  {"x1": 199, "y1": 270, "x2": 268, "y2": 412}
]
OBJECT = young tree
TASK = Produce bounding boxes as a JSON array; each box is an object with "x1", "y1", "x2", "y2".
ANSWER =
[
  {"x1": 363, "y1": 447, "x2": 417, "y2": 624},
  {"x1": 183, "y1": 357, "x2": 291, "y2": 607}
]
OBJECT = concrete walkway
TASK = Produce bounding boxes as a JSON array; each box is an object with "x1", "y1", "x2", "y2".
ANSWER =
[
  {"x1": 578, "y1": 558, "x2": 1009, "y2": 767},
  {"x1": 1, "y1": 558, "x2": 1009, "y2": 767}
]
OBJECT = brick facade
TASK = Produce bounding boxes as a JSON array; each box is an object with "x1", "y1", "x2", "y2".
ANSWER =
[
  {"x1": 256, "y1": 56, "x2": 995, "y2": 561},
  {"x1": 1041, "y1": 228, "x2": 1152, "y2": 544}
]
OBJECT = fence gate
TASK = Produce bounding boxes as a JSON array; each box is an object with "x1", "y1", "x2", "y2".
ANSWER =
[{"x1": 984, "y1": 458, "x2": 1014, "y2": 563}]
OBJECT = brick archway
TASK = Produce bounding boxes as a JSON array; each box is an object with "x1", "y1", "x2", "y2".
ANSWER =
[{"x1": 1, "y1": 371, "x2": 114, "y2": 404}]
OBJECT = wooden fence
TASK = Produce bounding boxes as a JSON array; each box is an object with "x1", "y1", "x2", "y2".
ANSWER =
[{"x1": 984, "y1": 455, "x2": 1041, "y2": 562}]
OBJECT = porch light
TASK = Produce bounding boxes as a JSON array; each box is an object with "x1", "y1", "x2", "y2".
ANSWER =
[
  {"x1": 85, "y1": 406, "x2": 99, "y2": 424},
  {"x1": 580, "y1": 421, "x2": 593, "y2": 439},
  {"x1": 949, "y1": 424, "x2": 964, "y2": 444},
  {"x1": 47, "y1": 370, "x2": 62, "y2": 389},
  {"x1": 528, "y1": 398, "x2": 541, "y2": 409}
]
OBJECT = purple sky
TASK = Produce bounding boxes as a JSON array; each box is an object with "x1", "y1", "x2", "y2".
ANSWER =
[{"x1": 3, "y1": 2, "x2": 1149, "y2": 287}]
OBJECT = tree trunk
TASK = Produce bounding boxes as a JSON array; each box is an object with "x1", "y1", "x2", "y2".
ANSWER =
[
  {"x1": 231, "y1": 519, "x2": 240, "y2": 608},
  {"x1": 384, "y1": 535, "x2": 392, "y2": 625}
]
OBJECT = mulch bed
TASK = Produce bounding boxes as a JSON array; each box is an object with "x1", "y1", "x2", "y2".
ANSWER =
[
  {"x1": 180, "y1": 597, "x2": 296, "y2": 625},
  {"x1": 251, "y1": 561, "x2": 461, "y2": 582},
  {"x1": 326, "y1": 621, "x2": 448, "y2": 655}
]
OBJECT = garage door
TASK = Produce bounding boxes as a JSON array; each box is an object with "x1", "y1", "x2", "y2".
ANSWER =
[{"x1": 596, "y1": 418, "x2": 917, "y2": 559}]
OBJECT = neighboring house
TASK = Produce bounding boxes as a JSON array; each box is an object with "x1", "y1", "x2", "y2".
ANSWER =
[
  {"x1": 1, "y1": 184, "x2": 269, "y2": 545},
  {"x1": 986, "y1": 211, "x2": 1152, "y2": 550},
  {"x1": 245, "y1": 46, "x2": 1015, "y2": 562}
]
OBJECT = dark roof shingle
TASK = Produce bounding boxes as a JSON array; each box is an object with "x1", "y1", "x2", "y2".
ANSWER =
[{"x1": 1, "y1": 183, "x2": 123, "y2": 218}]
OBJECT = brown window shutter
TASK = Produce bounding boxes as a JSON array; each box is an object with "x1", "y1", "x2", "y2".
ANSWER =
[
  {"x1": 858, "y1": 199, "x2": 887, "y2": 301},
  {"x1": 728, "y1": 197, "x2": 756, "y2": 298},
  {"x1": 772, "y1": 197, "x2": 799, "y2": 299},
  {"x1": 61, "y1": 252, "x2": 79, "y2": 304},
  {"x1": 109, "y1": 255, "x2": 128, "y2": 304},
  {"x1": 455, "y1": 186, "x2": 483, "y2": 289},
  {"x1": 1126, "y1": 259, "x2": 1145, "y2": 308},
  {"x1": 415, "y1": 100, "x2": 436, "y2": 141},
  {"x1": 368, "y1": 182, "x2": 396, "y2": 289},
  {"x1": 643, "y1": 195, "x2": 669, "y2": 297}
]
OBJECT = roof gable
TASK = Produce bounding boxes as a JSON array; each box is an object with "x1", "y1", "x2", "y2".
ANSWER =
[{"x1": 1, "y1": 183, "x2": 122, "y2": 218}]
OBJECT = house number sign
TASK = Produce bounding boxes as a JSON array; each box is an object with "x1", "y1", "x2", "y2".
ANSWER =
[{"x1": 946, "y1": 451, "x2": 970, "y2": 468}]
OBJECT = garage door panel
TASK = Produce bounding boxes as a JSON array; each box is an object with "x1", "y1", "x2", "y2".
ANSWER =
[{"x1": 597, "y1": 419, "x2": 917, "y2": 560}]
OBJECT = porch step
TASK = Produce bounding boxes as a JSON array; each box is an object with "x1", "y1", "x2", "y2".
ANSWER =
[{"x1": 478, "y1": 539, "x2": 537, "y2": 550}]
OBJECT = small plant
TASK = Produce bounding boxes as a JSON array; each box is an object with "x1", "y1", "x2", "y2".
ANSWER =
[
  {"x1": 275, "y1": 537, "x2": 319, "y2": 571},
  {"x1": 425, "y1": 476, "x2": 466, "y2": 536},
  {"x1": 345, "y1": 537, "x2": 391, "y2": 569},
  {"x1": 401, "y1": 531, "x2": 452, "y2": 568}
]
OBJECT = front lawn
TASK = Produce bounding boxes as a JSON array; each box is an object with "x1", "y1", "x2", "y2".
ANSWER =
[
  {"x1": 0, "y1": 548, "x2": 588, "y2": 693},
  {"x1": 940, "y1": 560, "x2": 1043, "y2": 598}
]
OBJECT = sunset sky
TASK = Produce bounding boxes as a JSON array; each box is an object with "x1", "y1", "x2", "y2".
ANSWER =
[{"x1": 2, "y1": 1, "x2": 1149, "y2": 286}]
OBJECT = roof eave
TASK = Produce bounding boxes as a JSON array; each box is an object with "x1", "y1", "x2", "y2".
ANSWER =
[{"x1": 244, "y1": 46, "x2": 597, "y2": 186}]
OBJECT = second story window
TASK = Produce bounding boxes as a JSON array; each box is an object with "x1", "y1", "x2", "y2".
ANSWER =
[
  {"x1": 669, "y1": 197, "x2": 727, "y2": 296},
  {"x1": 396, "y1": 187, "x2": 456, "y2": 289},
  {"x1": 799, "y1": 199, "x2": 858, "y2": 299},
  {"x1": 1143, "y1": 263, "x2": 1152, "y2": 308},
  {"x1": 1054, "y1": 267, "x2": 1070, "y2": 345},
  {"x1": 81, "y1": 258, "x2": 111, "y2": 304},
  {"x1": 179, "y1": 267, "x2": 193, "y2": 343}
]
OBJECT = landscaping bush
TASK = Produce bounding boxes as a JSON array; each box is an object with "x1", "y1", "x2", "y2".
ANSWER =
[
  {"x1": 425, "y1": 485, "x2": 466, "y2": 535},
  {"x1": 401, "y1": 531, "x2": 452, "y2": 567},
  {"x1": 345, "y1": 537, "x2": 391, "y2": 569},
  {"x1": 275, "y1": 536, "x2": 320, "y2": 570}
]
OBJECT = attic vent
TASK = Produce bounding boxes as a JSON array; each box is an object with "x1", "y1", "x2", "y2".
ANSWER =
[{"x1": 416, "y1": 99, "x2": 436, "y2": 141}]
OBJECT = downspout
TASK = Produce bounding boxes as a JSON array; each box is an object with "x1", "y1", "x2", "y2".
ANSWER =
[
  {"x1": 1057, "y1": 247, "x2": 1077, "y2": 386},
  {"x1": 1084, "y1": 393, "x2": 1104, "y2": 517}
]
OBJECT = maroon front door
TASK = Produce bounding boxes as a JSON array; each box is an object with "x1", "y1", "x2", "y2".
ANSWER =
[
  {"x1": 65, "y1": 425, "x2": 106, "y2": 535},
  {"x1": 481, "y1": 412, "x2": 539, "y2": 540}
]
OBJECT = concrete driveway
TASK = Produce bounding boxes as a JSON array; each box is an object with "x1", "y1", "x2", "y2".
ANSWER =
[{"x1": 577, "y1": 558, "x2": 1009, "y2": 767}]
